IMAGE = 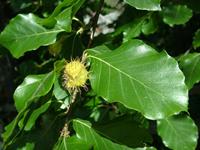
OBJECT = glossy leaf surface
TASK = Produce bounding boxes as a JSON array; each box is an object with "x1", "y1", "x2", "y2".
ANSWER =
[
  {"x1": 0, "y1": 14, "x2": 64, "y2": 58},
  {"x1": 53, "y1": 78, "x2": 68, "y2": 100},
  {"x1": 179, "y1": 53, "x2": 200, "y2": 89},
  {"x1": 124, "y1": 0, "x2": 161, "y2": 11},
  {"x1": 157, "y1": 115, "x2": 198, "y2": 150},
  {"x1": 88, "y1": 39, "x2": 188, "y2": 119},
  {"x1": 53, "y1": 136, "x2": 91, "y2": 150},
  {"x1": 0, "y1": 0, "x2": 85, "y2": 58},
  {"x1": 14, "y1": 71, "x2": 55, "y2": 111}
]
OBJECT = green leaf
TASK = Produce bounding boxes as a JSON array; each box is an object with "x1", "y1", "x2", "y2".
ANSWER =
[
  {"x1": 5, "y1": 112, "x2": 66, "y2": 150},
  {"x1": 113, "y1": 13, "x2": 158, "y2": 41},
  {"x1": 193, "y1": 29, "x2": 200, "y2": 49},
  {"x1": 24, "y1": 100, "x2": 51, "y2": 131},
  {"x1": 53, "y1": 59, "x2": 68, "y2": 100},
  {"x1": 0, "y1": 0, "x2": 84, "y2": 58},
  {"x1": 88, "y1": 39, "x2": 188, "y2": 120},
  {"x1": 0, "y1": 14, "x2": 64, "y2": 58},
  {"x1": 162, "y1": 5, "x2": 192, "y2": 27},
  {"x1": 54, "y1": 59, "x2": 66, "y2": 74},
  {"x1": 55, "y1": 7, "x2": 72, "y2": 32},
  {"x1": 124, "y1": 0, "x2": 161, "y2": 11},
  {"x1": 17, "y1": 143, "x2": 35, "y2": 150},
  {"x1": 123, "y1": 17, "x2": 146, "y2": 42},
  {"x1": 2, "y1": 119, "x2": 16, "y2": 142},
  {"x1": 157, "y1": 115, "x2": 198, "y2": 150},
  {"x1": 14, "y1": 71, "x2": 55, "y2": 111},
  {"x1": 73, "y1": 119, "x2": 155, "y2": 150},
  {"x1": 50, "y1": 0, "x2": 85, "y2": 18},
  {"x1": 53, "y1": 78, "x2": 68, "y2": 100},
  {"x1": 179, "y1": 53, "x2": 200, "y2": 89},
  {"x1": 71, "y1": 0, "x2": 86, "y2": 16},
  {"x1": 3, "y1": 107, "x2": 29, "y2": 147},
  {"x1": 181, "y1": 0, "x2": 200, "y2": 13},
  {"x1": 18, "y1": 110, "x2": 29, "y2": 129},
  {"x1": 53, "y1": 136, "x2": 91, "y2": 150},
  {"x1": 94, "y1": 115, "x2": 152, "y2": 148},
  {"x1": 141, "y1": 14, "x2": 158, "y2": 35}
]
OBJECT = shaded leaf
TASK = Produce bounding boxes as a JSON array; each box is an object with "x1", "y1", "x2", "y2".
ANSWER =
[
  {"x1": 181, "y1": 0, "x2": 200, "y2": 13},
  {"x1": 23, "y1": 100, "x2": 51, "y2": 131},
  {"x1": 193, "y1": 29, "x2": 200, "y2": 49},
  {"x1": 162, "y1": 5, "x2": 192, "y2": 26},
  {"x1": 88, "y1": 39, "x2": 188, "y2": 119},
  {"x1": 124, "y1": 0, "x2": 161, "y2": 11},
  {"x1": 50, "y1": 0, "x2": 85, "y2": 18},
  {"x1": 71, "y1": 0, "x2": 86, "y2": 16},
  {"x1": 5, "y1": 112, "x2": 65, "y2": 150},
  {"x1": 10, "y1": 0, "x2": 33, "y2": 12},
  {"x1": 141, "y1": 14, "x2": 158, "y2": 35},
  {"x1": 94, "y1": 115, "x2": 152, "y2": 148},
  {"x1": 2, "y1": 119, "x2": 16, "y2": 143},
  {"x1": 17, "y1": 142, "x2": 34, "y2": 150},
  {"x1": 14, "y1": 71, "x2": 55, "y2": 111},
  {"x1": 73, "y1": 119, "x2": 155, "y2": 150},
  {"x1": 123, "y1": 17, "x2": 146, "y2": 41},
  {"x1": 179, "y1": 53, "x2": 200, "y2": 89},
  {"x1": 2, "y1": 108, "x2": 30, "y2": 147},
  {"x1": 54, "y1": 59, "x2": 66, "y2": 74},
  {"x1": 113, "y1": 13, "x2": 158, "y2": 41},
  {"x1": 157, "y1": 115, "x2": 198, "y2": 150}
]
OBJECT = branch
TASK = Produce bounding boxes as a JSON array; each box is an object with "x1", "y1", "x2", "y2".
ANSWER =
[{"x1": 87, "y1": 0, "x2": 105, "y2": 48}]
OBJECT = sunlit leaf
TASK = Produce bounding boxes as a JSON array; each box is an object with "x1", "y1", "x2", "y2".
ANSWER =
[
  {"x1": 53, "y1": 136, "x2": 91, "y2": 150},
  {"x1": 14, "y1": 71, "x2": 55, "y2": 111},
  {"x1": 179, "y1": 53, "x2": 200, "y2": 89},
  {"x1": 124, "y1": 0, "x2": 161, "y2": 11},
  {"x1": 157, "y1": 115, "x2": 198, "y2": 150},
  {"x1": 0, "y1": 14, "x2": 64, "y2": 58},
  {"x1": 88, "y1": 39, "x2": 188, "y2": 119}
]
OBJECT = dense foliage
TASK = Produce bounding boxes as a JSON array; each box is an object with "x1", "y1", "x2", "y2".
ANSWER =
[{"x1": 0, "y1": 0, "x2": 200, "y2": 149}]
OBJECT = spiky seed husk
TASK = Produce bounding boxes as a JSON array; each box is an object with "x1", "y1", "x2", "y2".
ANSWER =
[{"x1": 63, "y1": 60, "x2": 88, "y2": 90}]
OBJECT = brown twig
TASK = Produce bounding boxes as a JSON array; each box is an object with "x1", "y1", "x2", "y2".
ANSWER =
[
  {"x1": 87, "y1": 0, "x2": 105, "y2": 48},
  {"x1": 59, "y1": 0, "x2": 105, "y2": 137},
  {"x1": 64, "y1": 0, "x2": 105, "y2": 118}
]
